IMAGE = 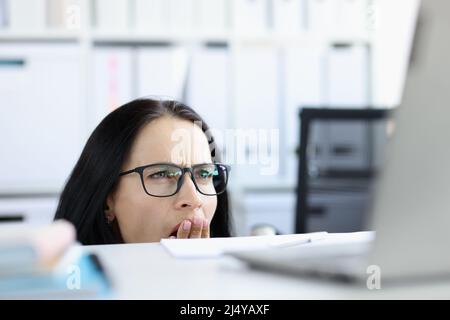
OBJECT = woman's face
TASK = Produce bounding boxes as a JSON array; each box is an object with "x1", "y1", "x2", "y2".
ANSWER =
[{"x1": 106, "y1": 115, "x2": 218, "y2": 243}]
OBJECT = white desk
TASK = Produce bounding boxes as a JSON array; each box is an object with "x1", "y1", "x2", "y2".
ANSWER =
[{"x1": 86, "y1": 240, "x2": 450, "y2": 300}]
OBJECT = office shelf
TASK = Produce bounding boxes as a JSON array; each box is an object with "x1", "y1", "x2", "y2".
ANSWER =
[
  {"x1": 0, "y1": 30, "x2": 81, "y2": 42},
  {"x1": 0, "y1": 0, "x2": 375, "y2": 194}
]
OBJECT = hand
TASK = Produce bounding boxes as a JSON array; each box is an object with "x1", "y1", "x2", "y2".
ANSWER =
[{"x1": 176, "y1": 215, "x2": 209, "y2": 239}]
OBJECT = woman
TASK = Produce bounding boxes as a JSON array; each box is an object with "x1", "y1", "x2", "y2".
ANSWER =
[{"x1": 55, "y1": 98, "x2": 232, "y2": 245}]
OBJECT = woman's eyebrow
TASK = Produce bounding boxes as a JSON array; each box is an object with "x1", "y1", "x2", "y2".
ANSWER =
[{"x1": 178, "y1": 162, "x2": 214, "y2": 168}]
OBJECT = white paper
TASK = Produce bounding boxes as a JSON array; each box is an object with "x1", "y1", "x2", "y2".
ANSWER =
[
  {"x1": 318, "y1": 231, "x2": 375, "y2": 245},
  {"x1": 161, "y1": 232, "x2": 328, "y2": 258}
]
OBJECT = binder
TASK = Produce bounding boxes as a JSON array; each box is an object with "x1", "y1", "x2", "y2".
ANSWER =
[
  {"x1": 372, "y1": 0, "x2": 420, "y2": 108},
  {"x1": 94, "y1": 0, "x2": 129, "y2": 32},
  {"x1": 197, "y1": 0, "x2": 229, "y2": 34},
  {"x1": 92, "y1": 47, "x2": 134, "y2": 130},
  {"x1": 307, "y1": 0, "x2": 339, "y2": 34},
  {"x1": 185, "y1": 46, "x2": 230, "y2": 156},
  {"x1": 47, "y1": 0, "x2": 81, "y2": 30},
  {"x1": 234, "y1": 46, "x2": 280, "y2": 181},
  {"x1": 0, "y1": 44, "x2": 83, "y2": 193},
  {"x1": 134, "y1": 0, "x2": 170, "y2": 33},
  {"x1": 169, "y1": 0, "x2": 195, "y2": 33},
  {"x1": 233, "y1": 0, "x2": 269, "y2": 35},
  {"x1": 273, "y1": 0, "x2": 306, "y2": 33},
  {"x1": 317, "y1": 45, "x2": 371, "y2": 171},
  {"x1": 7, "y1": 0, "x2": 46, "y2": 31},
  {"x1": 0, "y1": 0, "x2": 7, "y2": 28},
  {"x1": 325, "y1": 44, "x2": 369, "y2": 107},
  {"x1": 136, "y1": 46, "x2": 189, "y2": 101},
  {"x1": 283, "y1": 47, "x2": 324, "y2": 183},
  {"x1": 335, "y1": 0, "x2": 368, "y2": 38},
  {"x1": 0, "y1": 251, "x2": 112, "y2": 299}
]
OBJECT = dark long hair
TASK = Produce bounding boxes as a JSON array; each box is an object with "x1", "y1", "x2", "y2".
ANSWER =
[{"x1": 54, "y1": 98, "x2": 232, "y2": 245}]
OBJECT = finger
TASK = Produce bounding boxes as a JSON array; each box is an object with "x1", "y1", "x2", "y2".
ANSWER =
[
  {"x1": 189, "y1": 215, "x2": 203, "y2": 238},
  {"x1": 177, "y1": 220, "x2": 191, "y2": 239},
  {"x1": 201, "y1": 218, "x2": 210, "y2": 238}
]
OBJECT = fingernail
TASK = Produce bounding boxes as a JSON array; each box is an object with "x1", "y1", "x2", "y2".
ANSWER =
[
  {"x1": 193, "y1": 216, "x2": 202, "y2": 226},
  {"x1": 183, "y1": 220, "x2": 191, "y2": 231},
  {"x1": 169, "y1": 236, "x2": 176, "y2": 239},
  {"x1": 203, "y1": 219, "x2": 208, "y2": 228}
]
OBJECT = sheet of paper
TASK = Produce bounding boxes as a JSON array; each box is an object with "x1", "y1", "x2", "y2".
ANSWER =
[
  {"x1": 316, "y1": 231, "x2": 375, "y2": 245},
  {"x1": 160, "y1": 232, "x2": 328, "y2": 258}
]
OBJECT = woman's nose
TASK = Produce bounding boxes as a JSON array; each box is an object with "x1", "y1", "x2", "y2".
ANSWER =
[{"x1": 174, "y1": 173, "x2": 203, "y2": 210}]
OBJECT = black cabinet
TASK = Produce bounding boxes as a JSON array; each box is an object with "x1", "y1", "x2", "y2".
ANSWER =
[{"x1": 295, "y1": 108, "x2": 392, "y2": 233}]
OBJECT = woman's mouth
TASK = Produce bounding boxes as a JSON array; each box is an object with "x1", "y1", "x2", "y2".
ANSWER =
[{"x1": 169, "y1": 223, "x2": 181, "y2": 238}]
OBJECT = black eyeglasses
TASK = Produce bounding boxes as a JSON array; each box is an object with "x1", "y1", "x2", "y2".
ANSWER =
[{"x1": 119, "y1": 163, "x2": 231, "y2": 197}]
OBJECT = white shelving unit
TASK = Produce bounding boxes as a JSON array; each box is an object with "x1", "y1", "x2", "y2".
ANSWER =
[
  {"x1": 0, "y1": 0, "x2": 374, "y2": 192},
  {"x1": 0, "y1": 0, "x2": 377, "y2": 232}
]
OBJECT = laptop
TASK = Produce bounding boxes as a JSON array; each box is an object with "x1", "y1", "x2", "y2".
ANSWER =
[{"x1": 230, "y1": 0, "x2": 450, "y2": 283}]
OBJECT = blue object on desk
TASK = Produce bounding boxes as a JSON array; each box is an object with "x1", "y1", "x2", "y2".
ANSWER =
[{"x1": 0, "y1": 253, "x2": 112, "y2": 299}]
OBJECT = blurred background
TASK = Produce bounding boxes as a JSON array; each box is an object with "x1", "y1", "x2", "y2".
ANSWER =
[{"x1": 0, "y1": 0, "x2": 419, "y2": 236}]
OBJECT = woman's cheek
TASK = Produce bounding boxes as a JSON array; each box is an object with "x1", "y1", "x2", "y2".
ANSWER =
[{"x1": 205, "y1": 196, "x2": 218, "y2": 222}]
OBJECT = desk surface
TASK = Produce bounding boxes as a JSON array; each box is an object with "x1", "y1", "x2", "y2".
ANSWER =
[{"x1": 86, "y1": 240, "x2": 450, "y2": 300}]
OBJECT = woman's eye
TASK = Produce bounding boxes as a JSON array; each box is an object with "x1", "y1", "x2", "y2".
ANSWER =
[
  {"x1": 149, "y1": 171, "x2": 172, "y2": 179},
  {"x1": 149, "y1": 171, "x2": 165, "y2": 179},
  {"x1": 198, "y1": 170, "x2": 213, "y2": 179},
  {"x1": 149, "y1": 171, "x2": 180, "y2": 180}
]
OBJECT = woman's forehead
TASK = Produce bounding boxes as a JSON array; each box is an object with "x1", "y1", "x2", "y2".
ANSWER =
[{"x1": 128, "y1": 116, "x2": 212, "y2": 166}]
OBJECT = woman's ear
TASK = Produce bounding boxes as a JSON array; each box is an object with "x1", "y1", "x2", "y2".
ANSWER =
[{"x1": 105, "y1": 194, "x2": 115, "y2": 223}]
